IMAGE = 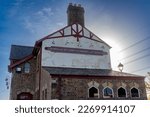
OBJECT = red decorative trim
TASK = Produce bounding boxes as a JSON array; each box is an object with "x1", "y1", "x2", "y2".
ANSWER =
[
  {"x1": 35, "y1": 23, "x2": 111, "y2": 48},
  {"x1": 71, "y1": 24, "x2": 73, "y2": 35},
  {"x1": 37, "y1": 34, "x2": 102, "y2": 43},
  {"x1": 9, "y1": 54, "x2": 33, "y2": 69},
  {"x1": 45, "y1": 46, "x2": 108, "y2": 56},
  {"x1": 83, "y1": 26, "x2": 111, "y2": 48},
  {"x1": 90, "y1": 32, "x2": 94, "y2": 39},
  {"x1": 36, "y1": 24, "x2": 73, "y2": 44},
  {"x1": 71, "y1": 25, "x2": 76, "y2": 34},
  {"x1": 76, "y1": 23, "x2": 79, "y2": 41},
  {"x1": 59, "y1": 30, "x2": 64, "y2": 36}
]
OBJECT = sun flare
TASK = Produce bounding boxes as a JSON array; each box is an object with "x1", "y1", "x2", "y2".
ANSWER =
[{"x1": 104, "y1": 38, "x2": 125, "y2": 71}]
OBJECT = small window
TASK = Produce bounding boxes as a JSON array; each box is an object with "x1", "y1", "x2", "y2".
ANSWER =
[
  {"x1": 103, "y1": 87, "x2": 113, "y2": 98},
  {"x1": 118, "y1": 87, "x2": 126, "y2": 98},
  {"x1": 131, "y1": 88, "x2": 139, "y2": 97},
  {"x1": 24, "y1": 63, "x2": 30, "y2": 73},
  {"x1": 89, "y1": 87, "x2": 98, "y2": 98},
  {"x1": 16, "y1": 67, "x2": 22, "y2": 73}
]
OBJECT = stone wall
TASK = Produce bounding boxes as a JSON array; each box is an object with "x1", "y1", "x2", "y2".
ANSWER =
[
  {"x1": 10, "y1": 58, "x2": 37, "y2": 99},
  {"x1": 51, "y1": 76, "x2": 147, "y2": 100}
]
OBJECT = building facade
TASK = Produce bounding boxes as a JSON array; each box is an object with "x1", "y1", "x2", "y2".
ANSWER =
[{"x1": 9, "y1": 3, "x2": 147, "y2": 100}]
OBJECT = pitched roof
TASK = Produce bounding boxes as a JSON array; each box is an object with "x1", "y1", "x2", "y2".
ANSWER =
[
  {"x1": 10, "y1": 45, "x2": 34, "y2": 60},
  {"x1": 35, "y1": 23, "x2": 111, "y2": 48},
  {"x1": 43, "y1": 67, "x2": 144, "y2": 78}
]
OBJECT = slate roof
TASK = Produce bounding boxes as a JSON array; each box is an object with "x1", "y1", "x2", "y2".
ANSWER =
[
  {"x1": 43, "y1": 67, "x2": 144, "y2": 78},
  {"x1": 10, "y1": 45, "x2": 34, "y2": 60}
]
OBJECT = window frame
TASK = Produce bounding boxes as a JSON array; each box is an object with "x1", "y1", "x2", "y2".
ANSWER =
[
  {"x1": 24, "y1": 62, "x2": 30, "y2": 73},
  {"x1": 103, "y1": 87, "x2": 114, "y2": 98}
]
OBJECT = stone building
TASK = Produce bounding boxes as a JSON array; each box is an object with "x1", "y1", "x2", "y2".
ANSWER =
[{"x1": 8, "y1": 3, "x2": 147, "y2": 100}]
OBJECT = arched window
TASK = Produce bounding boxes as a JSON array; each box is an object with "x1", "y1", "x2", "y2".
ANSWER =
[
  {"x1": 24, "y1": 63, "x2": 30, "y2": 73},
  {"x1": 118, "y1": 87, "x2": 126, "y2": 98},
  {"x1": 131, "y1": 88, "x2": 139, "y2": 97},
  {"x1": 17, "y1": 92, "x2": 33, "y2": 100},
  {"x1": 89, "y1": 87, "x2": 98, "y2": 98},
  {"x1": 103, "y1": 87, "x2": 113, "y2": 98}
]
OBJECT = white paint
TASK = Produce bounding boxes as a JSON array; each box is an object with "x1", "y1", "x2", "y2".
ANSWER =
[
  {"x1": 64, "y1": 26, "x2": 71, "y2": 35},
  {"x1": 88, "y1": 81, "x2": 99, "y2": 88},
  {"x1": 83, "y1": 28, "x2": 89, "y2": 37},
  {"x1": 42, "y1": 36, "x2": 111, "y2": 69},
  {"x1": 41, "y1": 24, "x2": 111, "y2": 69},
  {"x1": 78, "y1": 24, "x2": 82, "y2": 31}
]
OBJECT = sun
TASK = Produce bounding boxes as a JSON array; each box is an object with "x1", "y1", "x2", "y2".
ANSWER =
[{"x1": 104, "y1": 37, "x2": 125, "y2": 71}]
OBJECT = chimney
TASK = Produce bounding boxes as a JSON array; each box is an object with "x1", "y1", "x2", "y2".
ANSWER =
[{"x1": 67, "y1": 3, "x2": 85, "y2": 26}]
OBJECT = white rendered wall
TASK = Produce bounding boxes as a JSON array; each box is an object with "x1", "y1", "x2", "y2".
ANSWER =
[{"x1": 42, "y1": 36, "x2": 111, "y2": 69}]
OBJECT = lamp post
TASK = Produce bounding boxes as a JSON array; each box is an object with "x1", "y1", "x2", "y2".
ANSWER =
[{"x1": 118, "y1": 63, "x2": 124, "y2": 72}]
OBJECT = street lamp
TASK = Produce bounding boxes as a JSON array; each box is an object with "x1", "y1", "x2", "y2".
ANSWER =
[{"x1": 118, "y1": 63, "x2": 124, "y2": 72}]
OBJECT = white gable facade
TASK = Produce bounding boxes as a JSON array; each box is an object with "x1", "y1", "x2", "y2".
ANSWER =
[{"x1": 41, "y1": 24, "x2": 111, "y2": 69}]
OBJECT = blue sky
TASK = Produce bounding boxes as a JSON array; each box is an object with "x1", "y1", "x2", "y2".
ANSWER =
[{"x1": 0, "y1": 0, "x2": 150, "y2": 99}]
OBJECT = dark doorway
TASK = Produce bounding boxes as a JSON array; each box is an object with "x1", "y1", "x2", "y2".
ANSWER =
[
  {"x1": 131, "y1": 88, "x2": 139, "y2": 97},
  {"x1": 17, "y1": 92, "x2": 33, "y2": 100},
  {"x1": 89, "y1": 87, "x2": 98, "y2": 98},
  {"x1": 118, "y1": 87, "x2": 126, "y2": 97}
]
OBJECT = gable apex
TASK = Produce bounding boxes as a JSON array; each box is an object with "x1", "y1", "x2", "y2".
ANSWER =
[{"x1": 35, "y1": 23, "x2": 111, "y2": 48}]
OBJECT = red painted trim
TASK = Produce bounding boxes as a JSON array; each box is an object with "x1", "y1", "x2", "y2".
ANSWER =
[
  {"x1": 76, "y1": 23, "x2": 79, "y2": 41},
  {"x1": 37, "y1": 34, "x2": 103, "y2": 43},
  {"x1": 82, "y1": 26, "x2": 84, "y2": 36},
  {"x1": 78, "y1": 26, "x2": 83, "y2": 34},
  {"x1": 71, "y1": 24, "x2": 73, "y2": 35},
  {"x1": 90, "y1": 32, "x2": 94, "y2": 39},
  {"x1": 71, "y1": 25, "x2": 76, "y2": 34},
  {"x1": 36, "y1": 24, "x2": 73, "y2": 44},
  {"x1": 59, "y1": 30, "x2": 64, "y2": 36},
  {"x1": 83, "y1": 26, "x2": 111, "y2": 48},
  {"x1": 9, "y1": 54, "x2": 33, "y2": 69},
  {"x1": 35, "y1": 23, "x2": 111, "y2": 48}
]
